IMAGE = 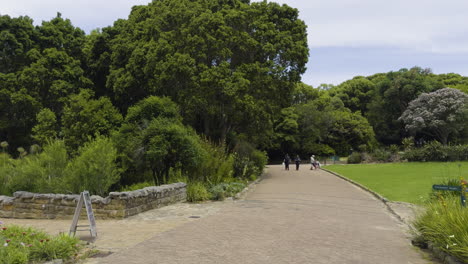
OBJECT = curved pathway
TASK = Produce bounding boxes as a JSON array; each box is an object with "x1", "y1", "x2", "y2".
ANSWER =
[{"x1": 95, "y1": 165, "x2": 431, "y2": 264}]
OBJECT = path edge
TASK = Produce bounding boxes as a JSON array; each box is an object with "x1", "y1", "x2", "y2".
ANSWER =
[
  {"x1": 234, "y1": 167, "x2": 267, "y2": 200},
  {"x1": 322, "y1": 168, "x2": 404, "y2": 223},
  {"x1": 323, "y1": 168, "x2": 465, "y2": 264}
]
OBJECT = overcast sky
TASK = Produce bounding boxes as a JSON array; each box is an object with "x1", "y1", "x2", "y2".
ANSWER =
[{"x1": 2, "y1": 0, "x2": 468, "y2": 86}]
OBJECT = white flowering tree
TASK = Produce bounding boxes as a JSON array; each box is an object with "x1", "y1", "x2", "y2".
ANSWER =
[{"x1": 399, "y1": 88, "x2": 468, "y2": 145}]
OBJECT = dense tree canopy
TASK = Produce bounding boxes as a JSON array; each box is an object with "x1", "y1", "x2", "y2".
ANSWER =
[
  {"x1": 330, "y1": 77, "x2": 375, "y2": 114},
  {"x1": 95, "y1": 0, "x2": 308, "y2": 145},
  {"x1": 367, "y1": 67, "x2": 444, "y2": 144}
]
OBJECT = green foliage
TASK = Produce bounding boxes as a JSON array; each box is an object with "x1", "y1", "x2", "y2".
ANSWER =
[
  {"x1": 367, "y1": 67, "x2": 444, "y2": 145},
  {"x1": 402, "y1": 137, "x2": 415, "y2": 151},
  {"x1": 292, "y1": 83, "x2": 320, "y2": 105},
  {"x1": 371, "y1": 148, "x2": 392, "y2": 162},
  {"x1": 31, "y1": 108, "x2": 57, "y2": 146},
  {"x1": 232, "y1": 141, "x2": 267, "y2": 179},
  {"x1": 142, "y1": 118, "x2": 205, "y2": 185},
  {"x1": 0, "y1": 13, "x2": 90, "y2": 153},
  {"x1": 120, "y1": 182, "x2": 154, "y2": 192},
  {"x1": 0, "y1": 15, "x2": 36, "y2": 73},
  {"x1": 186, "y1": 181, "x2": 210, "y2": 202},
  {"x1": 403, "y1": 141, "x2": 468, "y2": 162},
  {"x1": 66, "y1": 136, "x2": 120, "y2": 196},
  {"x1": 347, "y1": 152, "x2": 362, "y2": 164},
  {"x1": 62, "y1": 89, "x2": 122, "y2": 153},
  {"x1": 437, "y1": 73, "x2": 468, "y2": 94},
  {"x1": 274, "y1": 107, "x2": 299, "y2": 153},
  {"x1": 113, "y1": 96, "x2": 189, "y2": 186},
  {"x1": 414, "y1": 196, "x2": 468, "y2": 262},
  {"x1": 209, "y1": 182, "x2": 246, "y2": 201},
  {"x1": 104, "y1": 0, "x2": 308, "y2": 144},
  {"x1": 3, "y1": 140, "x2": 68, "y2": 195},
  {"x1": 0, "y1": 223, "x2": 81, "y2": 263},
  {"x1": 330, "y1": 77, "x2": 375, "y2": 114},
  {"x1": 289, "y1": 93, "x2": 376, "y2": 157},
  {"x1": 192, "y1": 139, "x2": 234, "y2": 185},
  {"x1": 125, "y1": 96, "x2": 181, "y2": 124},
  {"x1": 0, "y1": 137, "x2": 120, "y2": 196}
]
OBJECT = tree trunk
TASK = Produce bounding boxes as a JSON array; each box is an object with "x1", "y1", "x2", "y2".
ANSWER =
[
  {"x1": 151, "y1": 168, "x2": 159, "y2": 186},
  {"x1": 164, "y1": 169, "x2": 170, "y2": 185}
]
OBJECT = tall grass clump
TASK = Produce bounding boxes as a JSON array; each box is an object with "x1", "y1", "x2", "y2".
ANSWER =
[
  {"x1": 0, "y1": 222, "x2": 81, "y2": 264},
  {"x1": 186, "y1": 181, "x2": 211, "y2": 202},
  {"x1": 191, "y1": 139, "x2": 235, "y2": 185},
  {"x1": 414, "y1": 196, "x2": 468, "y2": 262}
]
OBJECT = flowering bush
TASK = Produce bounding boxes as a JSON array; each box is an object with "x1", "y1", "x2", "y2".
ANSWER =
[{"x1": 0, "y1": 221, "x2": 81, "y2": 264}]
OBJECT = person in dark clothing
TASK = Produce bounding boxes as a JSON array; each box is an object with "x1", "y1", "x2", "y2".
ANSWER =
[
  {"x1": 295, "y1": 155, "x2": 301, "y2": 170},
  {"x1": 284, "y1": 154, "x2": 290, "y2": 170}
]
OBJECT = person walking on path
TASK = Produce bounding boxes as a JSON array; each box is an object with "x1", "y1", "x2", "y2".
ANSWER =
[
  {"x1": 310, "y1": 155, "x2": 316, "y2": 170},
  {"x1": 284, "y1": 154, "x2": 291, "y2": 170},
  {"x1": 295, "y1": 155, "x2": 301, "y2": 170}
]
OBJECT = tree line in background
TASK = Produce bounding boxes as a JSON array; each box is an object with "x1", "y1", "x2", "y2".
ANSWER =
[
  {"x1": 0, "y1": 0, "x2": 467, "y2": 197},
  {"x1": 283, "y1": 69, "x2": 468, "y2": 162}
]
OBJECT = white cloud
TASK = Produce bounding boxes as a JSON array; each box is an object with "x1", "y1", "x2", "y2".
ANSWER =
[{"x1": 255, "y1": 0, "x2": 468, "y2": 54}]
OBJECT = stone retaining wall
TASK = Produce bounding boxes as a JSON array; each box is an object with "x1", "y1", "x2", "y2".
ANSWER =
[{"x1": 0, "y1": 183, "x2": 186, "y2": 219}]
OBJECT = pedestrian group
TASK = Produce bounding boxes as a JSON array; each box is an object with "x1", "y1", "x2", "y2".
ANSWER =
[{"x1": 283, "y1": 154, "x2": 320, "y2": 171}]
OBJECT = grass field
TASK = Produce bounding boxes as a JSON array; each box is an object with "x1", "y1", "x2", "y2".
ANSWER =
[{"x1": 325, "y1": 162, "x2": 468, "y2": 204}]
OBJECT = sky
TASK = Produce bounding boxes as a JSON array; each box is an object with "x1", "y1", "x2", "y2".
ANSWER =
[{"x1": 2, "y1": 0, "x2": 468, "y2": 87}]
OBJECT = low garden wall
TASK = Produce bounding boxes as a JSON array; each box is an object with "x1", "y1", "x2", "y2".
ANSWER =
[{"x1": 0, "y1": 183, "x2": 186, "y2": 219}]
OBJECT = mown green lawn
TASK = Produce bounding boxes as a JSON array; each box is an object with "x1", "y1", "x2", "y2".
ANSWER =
[{"x1": 325, "y1": 162, "x2": 468, "y2": 204}]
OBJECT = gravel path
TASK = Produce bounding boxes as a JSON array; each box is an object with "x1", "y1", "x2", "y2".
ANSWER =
[{"x1": 89, "y1": 165, "x2": 433, "y2": 264}]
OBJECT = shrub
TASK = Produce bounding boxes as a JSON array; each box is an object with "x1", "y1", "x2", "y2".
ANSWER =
[
  {"x1": 347, "y1": 152, "x2": 362, "y2": 164},
  {"x1": 249, "y1": 149, "x2": 268, "y2": 175},
  {"x1": 186, "y1": 182, "x2": 210, "y2": 202},
  {"x1": 414, "y1": 196, "x2": 468, "y2": 262},
  {"x1": 371, "y1": 148, "x2": 392, "y2": 162},
  {"x1": 389, "y1": 144, "x2": 399, "y2": 154},
  {"x1": 403, "y1": 142, "x2": 468, "y2": 162},
  {"x1": 192, "y1": 140, "x2": 234, "y2": 185},
  {"x1": 232, "y1": 149, "x2": 267, "y2": 179},
  {"x1": 209, "y1": 182, "x2": 246, "y2": 200},
  {"x1": 0, "y1": 223, "x2": 81, "y2": 263},
  {"x1": 66, "y1": 136, "x2": 120, "y2": 196},
  {"x1": 232, "y1": 140, "x2": 267, "y2": 179},
  {"x1": 2, "y1": 140, "x2": 69, "y2": 195},
  {"x1": 402, "y1": 137, "x2": 415, "y2": 151}
]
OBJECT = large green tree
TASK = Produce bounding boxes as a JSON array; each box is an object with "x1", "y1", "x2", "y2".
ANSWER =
[
  {"x1": 367, "y1": 67, "x2": 444, "y2": 144},
  {"x1": 0, "y1": 14, "x2": 91, "y2": 152},
  {"x1": 98, "y1": 0, "x2": 308, "y2": 145}
]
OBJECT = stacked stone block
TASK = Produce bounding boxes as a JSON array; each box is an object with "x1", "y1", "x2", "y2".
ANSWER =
[{"x1": 0, "y1": 183, "x2": 186, "y2": 219}]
